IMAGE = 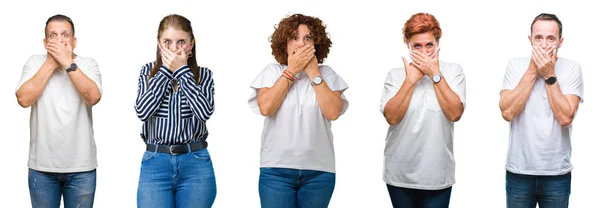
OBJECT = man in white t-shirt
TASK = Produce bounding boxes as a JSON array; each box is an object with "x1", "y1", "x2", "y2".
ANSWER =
[
  {"x1": 15, "y1": 14, "x2": 102, "y2": 208},
  {"x1": 499, "y1": 13, "x2": 583, "y2": 208}
]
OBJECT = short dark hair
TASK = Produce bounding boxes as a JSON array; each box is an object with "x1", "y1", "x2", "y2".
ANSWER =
[
  {"x1": 531, "y1": 13, "x2": 562, "y2": 38},
  {"x1": 45, "y1": 14, "x2": 75, "y2": 37}
]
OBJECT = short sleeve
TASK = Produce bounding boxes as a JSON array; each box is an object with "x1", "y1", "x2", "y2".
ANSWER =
[
  {"x1": 447, "y1": 64, "x2": 467, "y2": 108},
  {"x1": 501, "y1": 59, "x2": 519, "y2": 92},
  {"x1": 15, "y1": 55, "x2": 39, "y2": 92},
  {"x1": 561, "y1": 63, "x2": 584, "y2": 103},
  {"x1": 321, "y1": 65, "x2": 350, "y2": 116},
  {"x1": 80, "y1": 58, "x2": 103, "y2": 96},
  {"x1": 380, "y1": 68, "x2": 404, "y2": 114},
  {"x1": 248, "y1": 64, "x2": 282, "y2": 115}
]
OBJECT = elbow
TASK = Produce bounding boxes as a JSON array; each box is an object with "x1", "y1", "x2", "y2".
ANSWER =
[
  {"x1": 16, "y1": 93, "x2": 32, "y2": 108},
  {"x1": 449, "y1": 113, "x2": 462, "y2": 122},
  {"x1": 501, "y1": 109, "x2": 514, "y2": 122},
  {"x1": 384, "y1": 113, "x2": 401, "y2": 126},
  {"x1": 325, "y1": 112, "x2": 341, "y2": 121},
  {"x1": 86, "y1": 94, "x2": 101, "y2": 106},
  {"x1": 558, "y1": 116, "x2": 574, "y2": 127},
  {"x1": 258, "y1": 105, "x2": 274, "y2": 117}
]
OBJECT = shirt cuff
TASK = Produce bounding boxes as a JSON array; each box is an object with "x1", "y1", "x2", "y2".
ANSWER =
[
  {"x1": 173, "y1": 65, "x2": 192, "y2": 80},
  {"x1": 158, "y1": 66, "x2": 174, "y2": 80}
]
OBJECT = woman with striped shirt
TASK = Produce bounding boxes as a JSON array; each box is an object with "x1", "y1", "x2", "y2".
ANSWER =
[{"x1": 135, "y1": 14, "x2": 216, "y2": 208}]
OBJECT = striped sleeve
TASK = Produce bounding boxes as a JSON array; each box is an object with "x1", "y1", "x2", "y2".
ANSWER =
[
  {"x1": 135, "y1": 63, "x2": 173, "y2": 121},
  {"x1": 175, "y1": 65, "x2": 215, "y2": 122}
]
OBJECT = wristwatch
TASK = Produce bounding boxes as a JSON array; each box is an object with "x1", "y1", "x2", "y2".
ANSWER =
[
  {"x1": 311, "y1": 76, "x2": 323, "y2": 86},
  {"x1": 432, "y1": 74, "x2": 443, "y2": 83},
  {"x1": 545, "y1": 76, "x2": 557, "y2": 85},
  {"x1": 66, "y1": 63, "x2": 77, "y2": 73}
]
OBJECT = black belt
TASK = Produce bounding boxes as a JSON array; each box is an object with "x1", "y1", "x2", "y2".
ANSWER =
[{"x1": 146, "y1": 141, "x2": 208, "y2": 155}]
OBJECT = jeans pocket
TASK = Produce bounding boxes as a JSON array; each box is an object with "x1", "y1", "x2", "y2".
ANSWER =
[
  {"x1": 191, "y1": 149, "x2": 211, "y2": 161},
  {"x1": 141, "y1": 151, "x2": 157, "y2": 162}
]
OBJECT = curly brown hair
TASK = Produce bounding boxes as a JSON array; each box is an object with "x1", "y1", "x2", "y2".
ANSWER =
[{"x1": 270, "y1": 14, "x2": 332, "y2": 65}]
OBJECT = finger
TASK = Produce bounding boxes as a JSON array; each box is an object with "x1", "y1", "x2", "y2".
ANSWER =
[
  {"x1": 531, "y1": 51, "x2": 542, "y2": 68},
  {"x1": 433, "y1": 47, "x2": 441, "y2": 59},
  {"x1": 410, "y1": 53, "x2": 424, "y2": 65},
  {"x1": 402, "y1": 56, "x2": 410, "y2": 70}
]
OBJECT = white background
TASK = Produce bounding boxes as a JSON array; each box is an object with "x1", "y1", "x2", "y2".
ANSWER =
[{"x1": 1, "y1": 0, "x2": 598, "y2": 207}]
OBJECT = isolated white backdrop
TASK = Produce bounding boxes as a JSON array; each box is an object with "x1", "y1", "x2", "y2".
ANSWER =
[{"x1": 1, "y1": 0, "x2": 597, "y2": 207}]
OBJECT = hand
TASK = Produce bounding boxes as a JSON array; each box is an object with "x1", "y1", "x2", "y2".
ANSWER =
[
  {"x1": 287, "y1": 44, "x2": 315, "y2": 76},
  {"x1": 531, "y1": 45, "x2": 557, "y2": 78},
  {"x1": 402, "y1": 56, "x2": 423, "y2": 84},
  {"x1": 410, "y1": 48, "x2": 441, "y2": 77},
  {"x1": 159, "y1": 43, "x2": 189, "y2": 72},
  {"x1": 45, "y1": 39, "x2": 73, "y2": 70},
  {"x1": 304, "y1": 56, "x2": 320, "y2": 78},
  {"x1": 44, "y1": 52, "x2": 61, "y2": 71}
]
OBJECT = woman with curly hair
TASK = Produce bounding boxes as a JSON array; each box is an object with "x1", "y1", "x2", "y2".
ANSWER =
[
  {"x1": 380, "y1": 13, "x2": 466, "y2": 208},
  {"x1": 248, "y1": 13, "x2": 349, "y2": 208}
]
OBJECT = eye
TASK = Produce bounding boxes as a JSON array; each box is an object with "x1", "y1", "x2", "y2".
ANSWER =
[
  {"x1": 426, "y1": 43, "x2": 434, "y2": 48},
  {"x1": 62, "y1": 34, "x2": 68, "y2": 38},
  {"x1": 165, "y1": 40, "x2": 171, "y2": 45},
  {"x1": 535, "y1": 36, "x2": 542, "y2": 40},
  {"x1": 413, "y1": 45, "x2": 422, "y2": 49},
  {"x1": 549, "y1": 37, "x2": 555, "y2": 41},
  {"x1": 50, "y1": 34, "x2": 56, "y2": 38},
  {"x1": 305, "y1": 36, "x2": 312, "y2": 41},
  {"x1": 178, "y1": 40, "x2": 185, "y2": 44}
]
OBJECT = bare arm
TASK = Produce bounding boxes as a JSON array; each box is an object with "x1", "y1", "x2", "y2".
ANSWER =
[
  {"x1": 257, "y1": 76, "x2": 292, "y2": 116},
  {"x1": 499, "y1": 60, "x2": 537, "y2": 121},
  {"x1": 15, "y1": 57, "x2": 58, "y2": 108},
  {"x1": 383, "y1": 79, "x2": 417, "y2": 125},
  {"x1": 66, "y1": 65, "x2": 101, "y2": 105},
  {"x1": 545, "y1": 83, "x2": 580, "y2": 127},
  {"x1": 432, "y1": 78, "x2": 464, "y2": 122}
]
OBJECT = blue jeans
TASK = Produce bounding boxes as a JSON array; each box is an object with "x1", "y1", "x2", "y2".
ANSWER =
[
  {"x1": 28, "y1": 168, "x2": 96, "y2": 208},
  {"x1": 137, "y1": 148, "x2": 216, "y2": 208},
  {"x1": 386, "y1": 184, "x2": 452, "y2": 208},
  {"x1": 506, "y1": 171, "x2": 571, "y2": 208},
  {"x1": 259, "y1": 167, "x2": 335, "y2": 208}
]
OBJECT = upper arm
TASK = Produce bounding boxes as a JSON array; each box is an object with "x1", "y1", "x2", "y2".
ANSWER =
[
  {"x1": 82, "y1": 59, "x2": 103, "y2": 95},
  {"x1": 15, "y1": 56, "x2": 37, "y2": 92},
  {"x1": 380, "y1": 70, "x2": 400, "y2": 114}
]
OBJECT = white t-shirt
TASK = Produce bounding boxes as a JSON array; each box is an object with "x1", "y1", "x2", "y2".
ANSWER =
[
  {"x1": 502, "y1": 57, "x2": 583, "y2": 176},
  {"x1": 16, "y1": 54, "x2": 103, "y2": 173},
  {"x1": 248, "y1": 63, "x2": 349, "y2": 173},
  {"x1": 380, "y1": 61, "x2": 466, "y2": 190}
]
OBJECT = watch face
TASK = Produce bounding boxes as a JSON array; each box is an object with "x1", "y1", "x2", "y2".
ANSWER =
[
  {"x1": 433, "y1": 75, "x2": 441, "y2": 83},
  {"x1": 314, "y1": 76, "x2": 322, "y2": 84}
]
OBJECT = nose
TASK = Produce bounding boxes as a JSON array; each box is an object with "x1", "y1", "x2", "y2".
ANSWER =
[{"x1": 168, "y1": 44, "x2": 178, "y2": 52}]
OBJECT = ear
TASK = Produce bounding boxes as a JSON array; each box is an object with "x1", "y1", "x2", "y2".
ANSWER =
[
  {"x1": 528, "y1": 35, "x2": 532, "y2": 46},
  {"x1": 72, "y1": 37, "x2": 77, "y2": 49},
  {"x1": 190, "y1": 39, "x2": 195, "y2": 51},
  {"x1": 557, "y1": 36, "x2": 564, "y2": 49},
  {"x1": 43, "y1": 38, "x2": 47, "y2": 46}
]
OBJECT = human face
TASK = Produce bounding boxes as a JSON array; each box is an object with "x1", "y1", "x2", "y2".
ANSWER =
[
  {"x1": 286, "y1": 24, "x2": 313, "y2": 56},
  {"x1": 158, "y1": 27, "x2": 194, "y2": 53},
  {"x1": 529, "y1": 20, "x2": 563, "y2": 51},
  {"x1": 407, "y1": 32, "x2": 438, "y2": 56},
  {"x1": 44, "y1": 20, "x2": 77, "y2": 49}
]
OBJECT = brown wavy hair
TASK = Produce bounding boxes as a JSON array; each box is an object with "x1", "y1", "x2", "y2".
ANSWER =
[
  {"x1": 149, "y1": 14, "x2": 199, "y2": 83},
  {"x1": 270, "y1": 13, "x2": 332, "y2": 65},
  {"x1": 402, "y1": 13, "x2": 442, "y2": 44}
]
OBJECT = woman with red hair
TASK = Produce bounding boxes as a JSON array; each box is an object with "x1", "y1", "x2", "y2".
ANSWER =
[{"x1": 379, "y1": 13, "x2": 466, "y2": 207}]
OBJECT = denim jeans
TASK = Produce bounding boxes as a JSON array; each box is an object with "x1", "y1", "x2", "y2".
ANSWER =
[
  {"x1": 137, "y1": 148, "x2": 216, "y2": 208},
  {"x1": 259, "y1": 167, "x2": 335, "y2": 208},
  {"x1": 386, "y1": 184, "x2": 452, "y2": 208},
  {"x1": 28, "y1": 168, "x2": 96, "y2": 208},
  {"x1": 506, "y1": 171, "x2": 571, "y2": 208}
]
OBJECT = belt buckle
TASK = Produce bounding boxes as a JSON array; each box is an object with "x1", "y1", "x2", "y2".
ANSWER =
[{"x1": 169, "y1": 145, "x2": 182, "y2": 155}]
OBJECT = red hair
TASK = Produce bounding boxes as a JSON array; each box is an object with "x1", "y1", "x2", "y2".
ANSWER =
[{"x1": 402, "y1": 13, "x2": 442, "y2": 44}]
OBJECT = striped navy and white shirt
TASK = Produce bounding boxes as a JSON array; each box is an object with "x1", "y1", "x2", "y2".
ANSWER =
[{"x1": 135, "y1": 62, "x2": 214, "y2": 145}]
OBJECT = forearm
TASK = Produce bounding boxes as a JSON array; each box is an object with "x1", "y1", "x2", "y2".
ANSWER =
[
  {"x1": 383, "y1": 79, "x2": 416, "y2": 125},
  {"x1": 545, "y1": 83, "x2": 575, "y2": 126},
  {"x1": 135, "y1": 72, "x2": 170, "y2": 121},
  {"x1": 433, "y1": 79, "x2": 464, "y2": 122},
  {"x1": 178, "y1": 71, "x2": 214, "y2": 121},
  {"x1": 500, "y1": 71, "x2": 537, "y2": 121},
  {"x1": 313, "y1": 81, "x2": 344, "y2": 120},
  {"x1": 257, "y1": 76, "x2": 290, "y2": 116},
  {"x1": 67, "y1": 69, "x2": 101, "y2": 105},
  {"x1": 16, "y1": 64, "x2": 54, "y2": 108}
]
